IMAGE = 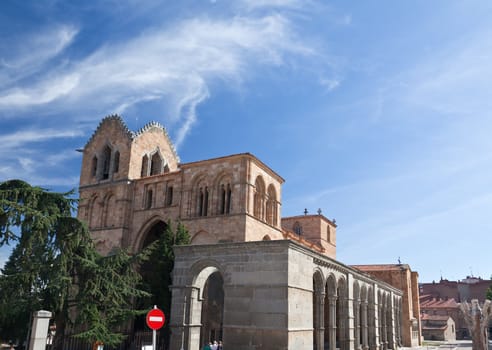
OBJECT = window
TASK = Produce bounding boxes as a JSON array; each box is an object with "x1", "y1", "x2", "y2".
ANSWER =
[
  {"x1": 253, "y1": 176, "x2": 265, "y2": 220},
  {"x1": 91, "y1": 156, "x2": 98, "y2": 177},
  {"x1": 166, "y1": 185, "x2": 173, "y2": 206},
  {"x1": 141, "y1": 155, "x2": 149, "y2": 177},
  {"x1": 150, "y1": 152, "x2": 162, "y2": 175},
  {"x1": 293, "y1": 222, "x2": 302, "y2": 236},
  {"x1": 145, "y1": 189, "x2": 153, "y2": 209},
  {"x1": 113, "y1": 151, "x2": 120, "y2": 173},
  {"x1": 198, "y1": 186, "x2": 209, "y2": 216},
  {"x1": 102, "y1": 145, "x2": 111, "y2": 180},
  {"x1": 266, "y1": 185, "x2": 277, "y2": 225},
  {"x1": 219, "y1": 183, "x2": 232, "y2": 215}
]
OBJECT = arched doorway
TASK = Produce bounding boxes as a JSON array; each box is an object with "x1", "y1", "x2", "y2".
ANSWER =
[
  {"x1": 135, "y1": 220, "x2": 172, "y2": 349},
  {"x1": 200, "y1": 272, "x2": 224, "y2": 345}
]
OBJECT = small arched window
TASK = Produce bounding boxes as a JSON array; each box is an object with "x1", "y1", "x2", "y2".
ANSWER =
[
  {"x1": 219, "y1": 183, "x2": 232, "y2": 215},
  {"x1": 166, "y1": 185, "x2": 173, "y2": 206},
  {"x1": 102, "y1": 145, "x2": 111, "y2": 180},
  {"x1": 113, "y1": 151, "x2": 120, "y2": 173},
  {"x1": 254, "y1": 176, "x2": 266, "y2": 220},
  {"x1": 266, "y1": 185, "x2": 277, "y2": 225},
  {"x1": 141, "y1": 155, "x2": 149, "y2": 177},
  {"x1": 197, "y1": 186, "x2": 209, "y2": 216},
  {"x1": 91, "y1": 156, "x2": 98, "y2": 177},
  {"x1": 145, "y1": 189, "x2": 153, "y2": 209},
  {"x1": 293, "y1": 221, "x2": 302, "y2": 236}
]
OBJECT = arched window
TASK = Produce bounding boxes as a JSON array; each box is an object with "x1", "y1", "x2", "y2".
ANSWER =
[
  {"x1": 150, "y1": 152, "x2": 162, "y2": 176},
  {"x1": 166, "y1": 185, "x2": 173, "y2": 206},
  {"x1": 219, "y1": 183, "x2": 232, "y2": 215},
  {"x1": 145, "y1": 189, "x2": 153, "y2": 209},
  {"x1": 253, "y1": 176, "x2": 266, "y2": 220},
  {"x1": 102, "y1": 145, "x2": 111, "y2": 180},
  {"x1": 141, "y1": 155, "x2": 149, "y2": 177},
  {"x1": 266, "y1": 185, "x2": 277, "y2": 225},
  {"x1": 91, "y1": 156, "x2": 98, "y2": 177},
  {"x1": 113, "y1": 151, "x2": 120, "y2": 173},
  {"x1": 293, "y1": 221, "x2": 302, "y2": 236},
  {"x1": 198, "y1": 186, "x2": 209, "y2": 216}
]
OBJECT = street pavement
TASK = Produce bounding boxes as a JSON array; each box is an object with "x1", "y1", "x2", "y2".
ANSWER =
[{"x1": 402, "y1": 339, "x2": 492, "y2": 350}]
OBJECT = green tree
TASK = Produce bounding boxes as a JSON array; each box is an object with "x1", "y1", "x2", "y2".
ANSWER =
[
  {"x1": 486, "y1": 283, "x2": 492, "y2": 301},
  {"x1": 0, "y1": 180, "x2": 149, "y2": 349}
]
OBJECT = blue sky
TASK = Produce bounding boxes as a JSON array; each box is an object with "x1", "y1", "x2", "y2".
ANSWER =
[{"x1": 1, "y1": 0, "x2": 492, "y2": 283}]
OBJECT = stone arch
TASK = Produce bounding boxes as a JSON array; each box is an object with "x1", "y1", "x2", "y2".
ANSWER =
[
  {"x1": 132, "y1": 219, "x2": 173, "y2": 343},
  {"x1": 190, "y1": 230, "x2": 216, "y2": 245},
  {"x1": 102, "y1": 192, "x2": 117, "y2": 228},
  {"x1": 187, "y1": 260, "x2": 225, "y2": 347},
  {"x1": 88, "y1": 194, "x2": 100, "y2": 228},
  {"x1": 253, "y1": 176, "x2": 266, "y2": 220},
  {"x1": 133, "y1": 215, "x2": 168, "y2": 253}
]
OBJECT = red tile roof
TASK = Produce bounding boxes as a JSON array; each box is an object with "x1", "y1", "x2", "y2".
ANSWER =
[{"x1": 420, "y1": 296, "x2": 459, "y2": 308}]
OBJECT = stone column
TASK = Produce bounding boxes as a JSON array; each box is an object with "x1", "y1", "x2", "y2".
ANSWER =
[
  {"x1": 169, "y1": 287, "x2": 189, "y2": 350},
  {"x1": 316, "y1": 293, "x2": 326, "y2": 350},
  {"x1": 361, "y1": 301, "x2": 369, "y2": 350},
  {"x1": 329, "y1": 296, "x2": 337, "y2": 350},
  {"x1": 187, "y1": 287, "x2": 202, "y2": 350},
  {"x1": 387, "y1": 294, "x2": 395, "y2": 350},
  {"x1": 380, "y1": 301, "x2": 385, "y2": 350},
  {"x1": 354, "y1": 299, "x2": 360, "y2": 350}
]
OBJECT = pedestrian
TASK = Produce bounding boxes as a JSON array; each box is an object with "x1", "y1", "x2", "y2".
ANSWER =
[
  {"x1": 202, "y1": 342, "x2": 211, "y2": 350},
  {"x1": 218, "y1": 340, "x2": 223, "y2": 350},
  {"x1": 211, "y1": 340, "x2": 218, "y2": 350}
]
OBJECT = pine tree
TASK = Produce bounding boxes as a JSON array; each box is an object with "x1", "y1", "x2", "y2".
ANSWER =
[{"x1": 0, "y1": 180, "x2": 149, "y2": 349}]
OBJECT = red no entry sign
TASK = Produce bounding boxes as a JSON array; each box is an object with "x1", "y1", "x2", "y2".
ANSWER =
[{"x1": 146, "y1": 308, "x2": 166, "y2": 330}]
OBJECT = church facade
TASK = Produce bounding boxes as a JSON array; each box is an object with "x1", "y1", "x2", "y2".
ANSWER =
[{"x1": 77, "y1": 115, "x2": 404, "y2": 350}]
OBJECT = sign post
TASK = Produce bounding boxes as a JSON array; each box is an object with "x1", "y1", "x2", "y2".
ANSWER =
[{"x1": 146, "y1": 306, "x2": 166, "y2": 350}]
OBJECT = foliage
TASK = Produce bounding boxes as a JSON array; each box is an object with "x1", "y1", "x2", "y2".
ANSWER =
[
  {"x1": 0, "y1": 180, "x2": 149, "y2": 349},
  {"x1": 486, "y1": 283, "x2": 492, "y2": 301}
]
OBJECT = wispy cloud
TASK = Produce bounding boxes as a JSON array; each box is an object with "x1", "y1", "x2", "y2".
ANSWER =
[
  {"x1": 0, "y1": 128, "x2": 84, "y2": 149},
  {"x1": 0, "y1": 13, "x2": 317, "y2": 148},
  {"x1": 0, "y1": 25, "x2": 78, "y2": 88}
]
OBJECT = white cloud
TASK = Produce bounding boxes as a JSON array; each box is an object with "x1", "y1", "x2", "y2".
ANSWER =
[
  {"x1": 0, "y1": 26, "x2": 78, "y2": 87},
  {"x1": 0, "y1": 14, "x2": 316, "y2": 147},
  {"x1": 0, "y1": 128, "x2": 84, "y2": 149}
]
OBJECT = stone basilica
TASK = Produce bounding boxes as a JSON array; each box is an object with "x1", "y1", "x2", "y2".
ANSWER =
[{"x1": 77, "y1": 115, "x2": 408, "y2": 350}]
